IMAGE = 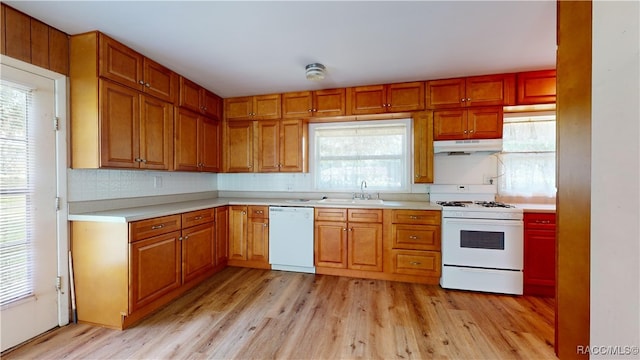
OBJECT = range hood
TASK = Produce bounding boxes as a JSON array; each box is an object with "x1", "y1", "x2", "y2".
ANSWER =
[{"x1": 433, "y1": 139, "x2": 503, "y2": 154}]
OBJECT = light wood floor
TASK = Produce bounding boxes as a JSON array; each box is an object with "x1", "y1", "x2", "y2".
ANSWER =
[{"x1": 3, "y1": 267, "x2": 557, "y2": 359}]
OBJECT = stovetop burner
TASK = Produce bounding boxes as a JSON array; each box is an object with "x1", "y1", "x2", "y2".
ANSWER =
[
  {"x1": 436, "y1": 201, "x2": 470, "y2": 207},
  {"x1": 474, "y1": 201, "x2": 516, "y2": 208}
]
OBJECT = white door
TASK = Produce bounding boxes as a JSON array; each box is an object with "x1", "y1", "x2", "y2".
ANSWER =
[{"x1": 1, "y1": 64, "x2": 59, "y2": 351}]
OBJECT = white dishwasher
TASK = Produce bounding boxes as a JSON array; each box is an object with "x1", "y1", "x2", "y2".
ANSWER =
[{"x1": 269, "y1": 206, "x2": 315, "y2": 273}]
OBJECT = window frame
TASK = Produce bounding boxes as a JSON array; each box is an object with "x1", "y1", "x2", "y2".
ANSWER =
[{"x1": 309, "y1": 118, "x2": 413, "y2": 193}]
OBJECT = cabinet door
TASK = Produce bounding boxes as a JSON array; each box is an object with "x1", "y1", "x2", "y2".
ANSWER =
[
  {"x1": 228, "y1": 206, "x2": 248, "y2": 261},
  {"x1": 426, "y1": 78, "x2": 465, "y2": 109},
  {"x1": 433, "y1": 109, "x2": 467, "y2": 140},
  {"x1": 99, "y1": 33, "x2": 143, "y2": 91},
  {"x1": 256, "y1": 120, "x2": 280, "y2": 172},
  {"x1": 174, "y1": 108, "x2": 200, "y2": 171},
  {"x1": 225, "y1": 121, "x2": 254, "y2": 172},
  {"x1": 387, "y1": 82, "x2": 425, "y2": 112},
  {"x1": 99, "y1": 80, "x2": 139, "y2": 168},
  {"x1": 130, "y1": 231, "x2": 181, "y2": 312},
  {"x1": 350, "y1": 85, "x2": 386, "y2": 115},
  {"x1": 467, "y1": 107, "x2": 503, "y2": 139},
  {"x1": 143, "y1": 58, "x2": 177, "y2": 103},
  {"x1": 215, "y1": 206, "x2": 229, "y2": 266},
  {"x1": 248, "y1": 218, "x2": 269, "y2": 263},
  {"x1": 200, "y1": 117, "x2": 222, "y2": 172},
  {"x1": 182, "y1": 223, "x2": 215, "y2": 285},
  {"x1": 201, "y1": 90, "x2": 222, "y2": 120},
  {"x1": 413, "y1": 112, "x2": 434, "y2": 183},
  {"x1": 524, "y1": 230, "x2": 556, "y2": 289},
  {"x1": 3, "y1": 6, "x2": 31, "y2": 63},
  {"x1": 465, "y1": 74, "x2": 515, "y2": 107},
  {"x1": 139, "y1": 95, "x2": 173, "y2": 170},
  {"x1": 179, "y1": 77, "x2": 202, "y2": 113},
  {"x1": 314, "y1": 88, "x2": 346, "y2": 117},
  {"x1": 314, "y1": 222, "x2": 347, "y2": 268},
  {"x1": 517, "y1": 70, "x2": 556, "y2": 105},
  {"x1": 254, "y1": 94, "x2": 281, "y2": 120},
  {"x1": 282, "y1": 91, "x2": 313, "y2": 118},
  {"x1": 348, "y1": 222, "x2": 383, "y2": 271},
  {"x1": 225, "y1": 97, "x2": 253, "y2": 120},
  {"x1": 279, "y1": 119, "x2": 305, "y2": 172}
]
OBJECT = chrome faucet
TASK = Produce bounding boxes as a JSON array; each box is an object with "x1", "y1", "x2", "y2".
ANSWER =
[{"x1": 358, "y1": 180, "x2": 369, "y2": 200}]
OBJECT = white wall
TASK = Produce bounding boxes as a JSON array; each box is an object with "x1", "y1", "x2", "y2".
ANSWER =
[
  {"x1": 67, "y1": 169, "x2": 217, "y2": 201},
  {"x1": 591, "y1": 1, "x2": 640, "y2": 356}
]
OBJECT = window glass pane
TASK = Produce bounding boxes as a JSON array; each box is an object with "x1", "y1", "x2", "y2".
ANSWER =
[
  {"x1": 0, "y1": 81, "x2": 33, "y2": 305},
  {"x1": 498, "y1": 113, "x2": 556, "y2": 198},
  {"x1": 312, "y1": 120, "x2": 409, "y2": 191}
]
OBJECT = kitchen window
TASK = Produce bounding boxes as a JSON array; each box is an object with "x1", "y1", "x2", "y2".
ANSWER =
[
  {"x1": 498, "y1": 112, "x2": 556, "y2": 198},
  {"x1": 309, "y1": 119, "x2": 411, "y2": 192}
]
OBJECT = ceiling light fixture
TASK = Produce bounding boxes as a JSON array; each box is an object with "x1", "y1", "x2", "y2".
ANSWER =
[{"x1": 305, "y1": 63, "x2": 326, "y2": 81}]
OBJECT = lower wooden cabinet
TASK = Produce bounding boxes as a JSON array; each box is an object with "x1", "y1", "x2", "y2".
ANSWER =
[
  {"x1": 71, "y1": 207, "x2": 225, "y2": 330},
  {"x1": 384, "y1": 209, "x2": 442, "y2": 284},
  {"x1": 228, "y1": 205, "x2": 270, "y2": 269},
  {"x1": 524, "y1": 212, "x2": 556, "y2": 297},
  {"x1": 314, "y1": 208, "x2": 383, "y2": 275}
]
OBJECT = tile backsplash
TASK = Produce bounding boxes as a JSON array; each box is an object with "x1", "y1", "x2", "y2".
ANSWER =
[{"x1": 68, "y1": 169, "x2": 217, "y2": 201}]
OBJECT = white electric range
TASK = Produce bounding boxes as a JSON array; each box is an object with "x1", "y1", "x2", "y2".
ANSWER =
[{"x1": 430, "y1": 185, "x2": 524, "y2": 295}]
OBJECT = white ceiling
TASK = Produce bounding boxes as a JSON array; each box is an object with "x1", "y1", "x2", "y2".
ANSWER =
[{"x1": 7, "y1": 1, "x2": 557, "y2": 98}]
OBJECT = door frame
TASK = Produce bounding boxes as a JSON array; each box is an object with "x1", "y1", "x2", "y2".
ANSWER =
[{"x1": 1, "y1": 55, "x2": 70, "y2": 327}]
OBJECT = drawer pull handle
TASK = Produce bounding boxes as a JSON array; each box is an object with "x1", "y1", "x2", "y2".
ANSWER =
[
  {"x1": 410, "y1": 261, "x2": 422, "y2": 266},
  {"x1": 194, "y1": 216, "x2": 203, "y2": 220},
  {"x1": 535, "y1": 220, "x2": 552, "y2": 224},
  {"x1": 151, "y1": 224, "x2": 165, "y2": 230},
  {"x1": 409, "y1": 235, "x2": 418, "y2": 240}
]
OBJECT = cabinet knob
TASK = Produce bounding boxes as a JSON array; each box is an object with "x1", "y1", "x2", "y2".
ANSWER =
[
  {"x1": 467, "y1": 98, "x2": 471, "y2": 102},
  {"x1": 139, "y1": 80, "x2": 145, "y2": 85},
  {"x1": 313, "y1": 108, "x2": 317, "y2": 112},
  {"x1": 145, "y1": 83, "x2": 150, "y2": 88},
  {"x1": 461, "y1": 98, "x2": 466, "y2": 102},
  {"x1": 194, "y1": 216, "x2": 203, "y2": 220},
  {"x1": 387, "y1": 103, "x2": 391, "y2": 107},
  {"x1": 263, "y1": 223, "x2": 268, "y2": 227},
  {"x1": 464, "y1": 130, "x2": 468, "y2": 134},
  {"x1": 409, "y1": 235, "x2": 418, "y2": 240},
  {"x1": 342, "y1": 228, "x2": 347, "y2": 231},
  {"x1": 242, "y1": 211, "x2": 246, "y2": 215},
  {"x1": 469, "y1": 129, "x2": 474, "y2": 133},
  {"x1": 410, "y1": 216, "x2": 418, "y2": 220},
  {"x1": 308, "y1": 109, "x2": 313, "y2": 113}
]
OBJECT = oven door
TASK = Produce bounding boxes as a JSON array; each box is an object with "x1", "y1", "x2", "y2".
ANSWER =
[{"x1": 442, "y1": 218, "x2": 523, "y2": 270}]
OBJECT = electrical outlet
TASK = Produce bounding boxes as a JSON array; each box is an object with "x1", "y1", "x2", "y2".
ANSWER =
[
  {"x1": 286, "y1": 183, "x2": 293, "y2": 191},
  {"x1": 154, "y1": 176, "x2": 163, "y2": 188}
]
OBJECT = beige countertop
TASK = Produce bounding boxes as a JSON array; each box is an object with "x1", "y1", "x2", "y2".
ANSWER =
[
  {"x1": 68, "y1": 197, "x2": 442, "y2": 223},
  {"x1": 516, "y1": 203, "x2": 556, "y2": 213}
]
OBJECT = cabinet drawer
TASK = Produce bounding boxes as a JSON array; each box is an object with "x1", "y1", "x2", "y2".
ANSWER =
[
  {"x1": 315, "y1": 208, "x2": 347, "y2": 222},
  {"x1": 524, "y1": 213, "x2": 556, "y2": 230},
  {"x1": 130, "y1": 215, "x2": 181, "y2": 242},
  {"x1": 182, "y1": 208, "x2": 215, "y2": 228},
  {"x1": 348, "y1": 209, "x2": 383, "y2": 223},
  {"x1": 248, "y1": 206, "x2": 269, "y2": 219},
  {"x1": 391, "y1": 210, "x2": 440, "y2": 225},
  {"x1": 392, "y1": 224, "x2": 440, "y2": 250},
  {"x1": 392, "y1": 250, "x2": 441, "y2": 276}
]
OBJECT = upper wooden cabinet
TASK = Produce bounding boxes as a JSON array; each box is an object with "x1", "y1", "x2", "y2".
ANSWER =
[
  {"x1": 256, "y1": 120, "x2": 308, "y2": 173},
  {"x1": 224, "y1": 94, "x2": 281, "y2": 121},
  {"x1": 179, "y1": 76, "x2": 222, "y2": 120},
  {"x1": 426, "y1": 74, "x2": 515, "y2": 109},
  {"x1": 98, "y1": 32, "x2": 177, "y2": 103},
  {"x1": 413, "y1": 112, "x2": 434, "y2": 184},
  {"x1": 1, "y1": 4, "x2": 69, "y2": 75},
  {"x1": 282, "y1": 88, "x2": 346, "y2": 118},
  {"x1": 174, "y1": 108, "x2": 221, "y2": 172},
  {"x1": 350, "y1": 82, "x2": 425, "y2": 115},
  {"x1": 224, "y1": 119, "x2": 308, "y2": 173},
  {"x1": 433, "y1": 106, "x2": 503, "y2": 140},
  {"x1": 517, "y1": 70, "x2": 557, "y2": 105}
]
